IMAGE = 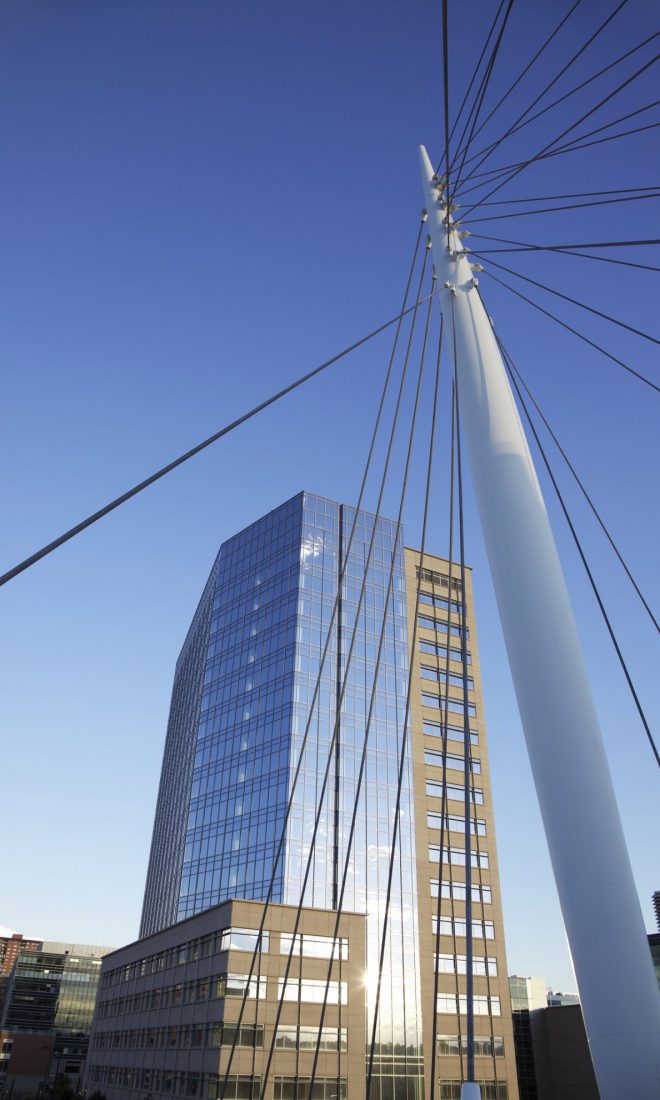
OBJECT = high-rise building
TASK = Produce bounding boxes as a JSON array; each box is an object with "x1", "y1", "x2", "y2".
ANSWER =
[{"x1": 90, "y1": 492, "x2": 518, "y2": 1100}]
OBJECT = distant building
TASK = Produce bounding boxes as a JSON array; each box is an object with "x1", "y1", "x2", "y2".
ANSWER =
[
  {"x1": 528, "y1": 1005, "x2": 599, "y2": 1100},
  {"x1": 546, "y1": 991, "x2": 579, "y2": 1008},
  {"x1": 509, "y1": 976, "x2": 597, "y2": 1100},
  {"x1": 0, "y1": 940, "x2": 112, "y2": 1095},
  {"x1": 653, "y1": 891, "x2": 660, "y2": 932},
  {"x1": 0, "y1": 934, "x2": 42, "y2": 977},
  {"x1": 508, "y1": 978, "x2": 548, "y2": 1100},
  {"x1": 649, "y1": 933, "x2": 660, "y2": 993},
  {"x1": 509, "y1": 977, "x2": 548, "y2": 1013}
]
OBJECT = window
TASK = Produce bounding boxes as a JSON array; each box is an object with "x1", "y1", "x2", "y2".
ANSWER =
[
  {"x1": 216, "y1": 974, "x2": 267, "y2": 1000},
  {"x1": 440, "y1": 1085, "x2": 507, "y2": 1100},
  {"x1": 422, "y1": 693, "x2": 477, "y2": 718},
  {"x1": 428, "y1": 812, "x2": 487, "y2": 836},
  {"x1": 433, "y1": 916, "x2": 495, "y2": 940},
  {"x1": 280, "y1": 933, "x2": 348, "y2": 960},
  {"x1": 275, "y1": 1026, "x2": 346, "y2": 1051},
  {"x1": 437, "y1": 993, "x2": 501, "y2": 1016},
  {"x1": 431, "y1": 880, "x2": 492, "y2": 903},
  {"x1": 423, "y1": 720, "x2": 478, "y2": 745},
  {"x1": 429, "y1": 845, "x2": 489, "y2": 869},
  {"x1": 438, "y1": 1035, "x2": 504, "y2": 1058},
  {"x1": 217, "y1": 928, "x2": 269, "y2": 953},
  {"x1": 436, "y1": 953, "x2": 498, "y2": 976},
  {"x1": 208, "y1": 1077, "x2": 261, "y2": 1100},
  {"x1": 274, "y1": 1080, "x2": 347, "y2": 1100},
  {"x1": 278, "y1": 978, "x2": 347, "y2": 1005},
  {"x1": 426, "y1": 781, "x2": 484, "y2": 804},
  {"x1": 425, "y1": 748, "x2": 481, "y2": 773},
  {"x1": 210, "y1": 1025, "x2": 263, "y2": 1049}
]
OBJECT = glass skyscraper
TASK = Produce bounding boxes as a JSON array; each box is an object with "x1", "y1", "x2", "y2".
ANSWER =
[
  {"x1": 91, "y1": 491, "x2": 520, "y2": 1100},
  {"x1": 141, "y1": 491, "x2": 424, "y2": 1098}
]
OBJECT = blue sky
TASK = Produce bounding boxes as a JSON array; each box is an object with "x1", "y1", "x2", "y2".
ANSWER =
[{"x1": 1, "y1": 0, "x2": 658, "y2": 991}]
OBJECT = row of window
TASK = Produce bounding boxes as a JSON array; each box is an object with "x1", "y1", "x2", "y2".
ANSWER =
[
  {"x1": 94, "y1": 1022, "x2": 263, "y2": 1052},
  {"x1": 420, "y1": 638, "x2": 471, "y2": 664},
  {"x1": 418, "y1": 590, "x2": 463, "y2": 614},
  {"x1": 273, "y1": 1081, "x2": 346, "y2": 1100},
  {"x1": 441, "y1": 1086, "x2": 507, "y2": 1100},
  {"x1": 421, "y1": 666, "x2": 474, "y2": 690},
  {"x1": 426, "y1": 780, "x2": 484, "y2": 804},
  {"x1": 87, "y1": 1066, "x2": 256, "y2": 1099},
  {"x1": 429, "y1": 844, "x2": 490, "y2": 869},
  {"x1": 416, "y1": 566, "x2": 462, "y2": 592},
  {"x1": 103, "y1": 927, "x2": 265, "y2": 986},
  {"x1": 425, "y1": 748, "x2": 481, "y2": 773},
  {"x1": 422, "y1": 692, "x2": 477, "y2": 717},
  {"x1": 87, "y1": 1068, "x2": 346, "y2": 1100},
  {"x1": 419, "y1": 613, "x2": 468, "y2": 639},
  {"x1": 438, "y1": 1034, "x2": 504, "y2": 1057},
  {"x1": 436, "y1": 953, "x2": 498, "y2": 976},
  {"x1": 93, "y1": 1023, "x2": 347, "y2": 1053},
  {"x1": 431, "y1": 879, "x2": 492, "y2": 903},
  {"x1": 99, "y1": 972, "x2": 266, "y2": 1017},
  {"x1": 103, "y1": 929, "x2": 348, "y2": 988},
  {"x1": 428, "y1": 812, "x2": 487, "y2": 837},
  {"x1": 438, "y1": 993, "x2": 502, "y2": 1016},
  {"x1": 98, "y1": 972, "x2": 347, "y2": 1018},
  {"x1": 432, "y1": 916, "x2": 495, "y2": 940},
  {"x1": 424, "y1": 719, "x2": 478, "y2": 746}
]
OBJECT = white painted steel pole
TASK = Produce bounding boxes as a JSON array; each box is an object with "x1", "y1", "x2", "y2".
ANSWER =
[{"x1": 419, "y1": 144, "x2": 660, "y2": 1100}]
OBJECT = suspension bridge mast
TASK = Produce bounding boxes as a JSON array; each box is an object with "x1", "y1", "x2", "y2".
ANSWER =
[{"x1": 419, "y1": 145, "x2": 660, "y2": 1100}]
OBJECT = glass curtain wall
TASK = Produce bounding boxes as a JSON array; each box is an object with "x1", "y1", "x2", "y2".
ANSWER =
[{"x1": 285, "y1": 494, "x2": 423, "y2": 1100}]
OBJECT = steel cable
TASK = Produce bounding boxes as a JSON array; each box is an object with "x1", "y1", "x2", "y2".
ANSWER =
[
  {"x1": 305, "y1": 295, "x2": 442, "y2": 1100},
  {"x1": 0, "y1": 244, "x2": 443, "y2": 591},
  {"x1": 491, "y1": 326, "x2": 660, "y2": 768},
  {"x1": 216, "y1": 221, "x2": 428, "y2": 1098},
  {"x1": 255, "y1": 253, "x2": 435, "y2": 1100},
  {"x1": 473, "y1": 254, "x2": 660, "y2": 345},
  {"x1": 476, "y1": 264, "x2": 659, "y2": 392}
]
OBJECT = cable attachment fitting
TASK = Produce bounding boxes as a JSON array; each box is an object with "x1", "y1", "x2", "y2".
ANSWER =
[
  {"x1": 421, "y1": 209, "x2": 428, "y2": 223},
  {"x1": 468, "y1": 277, "x2": 479, "y2": 289},
  {"x1": 458, "y1": 230, "x2": 471, "y2": 239},
  {"x1": 425, "y1": 236, "x2": 433, "y2": 250},
  {"x1": 470, "y1": 263, "x2": 484, "y2": 272},
  {"x1": 443, "y1": 281, "x2": 456, "y2": 294}
]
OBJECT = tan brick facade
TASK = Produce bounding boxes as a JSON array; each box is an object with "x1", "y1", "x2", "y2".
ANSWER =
[{"x1": 405, "y1": 548, "x2": 519, "y2": 1100}]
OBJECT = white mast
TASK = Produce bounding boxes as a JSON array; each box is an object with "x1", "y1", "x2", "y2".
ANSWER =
[{"x1": 419, "y1": 144, "x2": 660, "y2": 1100}]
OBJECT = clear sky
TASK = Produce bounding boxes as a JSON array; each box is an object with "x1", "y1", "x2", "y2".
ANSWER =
[{"x1": 1, "y1": 0, "x2": 658, "y2": 993}]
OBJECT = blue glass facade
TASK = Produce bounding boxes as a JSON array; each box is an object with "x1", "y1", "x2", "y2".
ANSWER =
[{"x1": 141, "y1": 492, "x2": 423, "y2": 1098}]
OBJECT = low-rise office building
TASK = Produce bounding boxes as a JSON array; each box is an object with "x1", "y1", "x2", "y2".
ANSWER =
[{"x1": 86, "y1": 898, "x2": 366, "y2": 1100}]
